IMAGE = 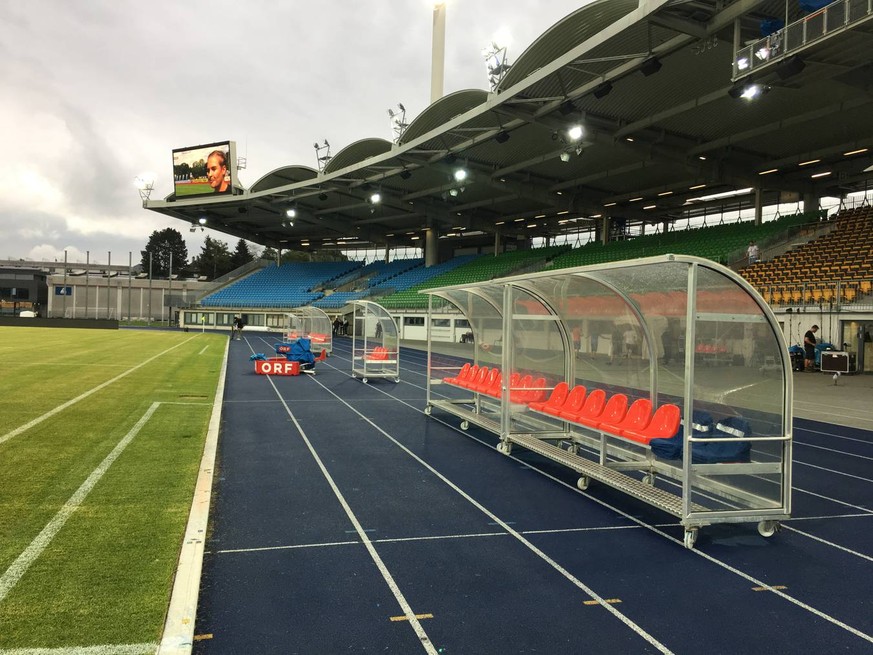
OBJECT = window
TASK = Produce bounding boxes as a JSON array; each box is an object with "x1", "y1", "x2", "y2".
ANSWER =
[
  {"x1": 431, "y1": 318, "x2": 450, "y2": 328},
  {"x1": 404, "y1": 316, "x2": 425, "y2": 326}
]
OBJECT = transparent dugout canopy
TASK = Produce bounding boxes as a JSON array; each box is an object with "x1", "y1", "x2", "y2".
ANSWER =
[
  {"x1": 351, "y1": 300, "x2": 400, "y2": 383},
  {"x1": 423, "y1": 255, "x2": 792, "y2": 536},
  {"x1": 284, "y1": 306, "x2": 333, "y2": 353}
]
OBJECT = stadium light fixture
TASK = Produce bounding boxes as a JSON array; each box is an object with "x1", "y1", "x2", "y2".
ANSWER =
[
  {"x1": 559, "y1": 151, "x2": 571, "y2": 162},
  {"x1": 286, "y1": 208, "x2": 297, "y2": 218},
  {"x1": 567, "y1": 125, "x2": 583, "y2": 142},
  {"x1": 453, "y1": 168, "x2": 468, "y2": 182},
  {"x1": 134, "y1": 173, "x2": 156, "y2": 201}
]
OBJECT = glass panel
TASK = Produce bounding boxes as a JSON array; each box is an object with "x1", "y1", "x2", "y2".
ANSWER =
[{"x1": 688, "y1": 264, "x2": 787, "y2": 512}]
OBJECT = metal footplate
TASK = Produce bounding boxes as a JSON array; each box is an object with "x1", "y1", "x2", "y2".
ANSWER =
[{"x1": 508, "y1": 434, "x2": 707, "y2": 518}]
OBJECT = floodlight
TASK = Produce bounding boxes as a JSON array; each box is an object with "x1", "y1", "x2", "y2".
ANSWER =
[
  {"x1": 495, "y1": 130, "x2": 510, "y2": 144},
  {"x1": 318, "y1": 192, "x2": 328, "y2": 201},
  {"x1": 567, "y1": 125, "x2": 583, "y2": 142},
  {"x1": 286, "y1": 208, "x2": 297, "y2": 218},
  {"x1": 740, "y1": 84, "x2": 765, "y2": 100},
  {"x1": 369, "y1": 192, "x2": 382, "y2": 204},
  {"x1": 198, "y1": 217, "x2": 207, "y2": 225},
  {"x1": 559, "y1": 151, "x2": 571, "y2": 162},
  {"x1": 453, "y1": 168, "x2": 468, "y2": 182},
  {"x1": 449, "y1": 188, "x2": 459, "y2": 197}
]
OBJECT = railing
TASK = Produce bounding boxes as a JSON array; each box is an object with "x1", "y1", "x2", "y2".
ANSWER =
[{"x1": 733, "y1": 0, "x2": 873, "y2": 80}]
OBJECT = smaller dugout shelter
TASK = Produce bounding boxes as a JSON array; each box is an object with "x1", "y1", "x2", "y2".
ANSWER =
[
  {"x1": 351, "y1": 300, "x2": 400, "y2": 384},
  {"x1": 280, "y1": 306, "x2": 333, "y2": 355},
  {"x1": 423, "y1": 254, "x2": 792, "y2": 548}
]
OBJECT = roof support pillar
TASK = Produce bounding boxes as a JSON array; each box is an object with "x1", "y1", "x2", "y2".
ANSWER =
[
  {"x1": 425, "y1": 226, "x2": 439, "y2": 267},
  {"x1": 754, "y1": 187, "x2": 763, "y2": 226}
]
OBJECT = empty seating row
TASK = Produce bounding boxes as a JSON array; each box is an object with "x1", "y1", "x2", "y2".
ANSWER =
[
  {"x1": 443, "y1": 364, "x2": 547, "y2": 403},
  {"x1": 529, "y1": 383, "x2": 680, "y2": 445},
  {"x1": 365, "y1": 346, "x2": 393, "y2": 361}
]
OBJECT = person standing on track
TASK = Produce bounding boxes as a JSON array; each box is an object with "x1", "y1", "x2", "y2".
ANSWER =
[{"x1": 804, "y1": 324, "x2": 818, "y2": 371}]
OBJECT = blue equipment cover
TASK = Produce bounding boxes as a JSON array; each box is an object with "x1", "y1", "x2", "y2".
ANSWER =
[{"x1": 275, "y1": 338, "x2": 316, "y2": 366}]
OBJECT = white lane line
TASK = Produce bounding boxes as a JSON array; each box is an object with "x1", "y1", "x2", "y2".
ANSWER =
[
  {"x1": 0, "y1": 337, "x2": 197, "y2": 447},
  {"x1": 198, "y1": 345, "x2": 209, "y2": 355},
  {"x1": 0, "y1": 644, "x2": 158, "y2": 655},
  {"x1": 215, "y1": 525, "x2": 643, "y2": 555},
  {"x1": 0, "y1": 403, "x2": 161, "y2": 604},
  {"x1": 782, "y1": 525, "x2": 873, "y2": 563},
  {"x1": 261, "y1": 373, "x2": 439, "y2": 655},
  {"x1": 794, "y1": 460, "x2": 873, "y2": 483},
  {"x1": 795, "y1": 440, "x2": 873, "y2": 461},
  {"x1": 158, "y1": 340, "x2": 228, "y2": 655},
  {"x1": 342, "y1": 363, "x2": 873, "y2": 646},
  {"x1": 307, "y1": 375, "x2": 674, "y2": 655}
]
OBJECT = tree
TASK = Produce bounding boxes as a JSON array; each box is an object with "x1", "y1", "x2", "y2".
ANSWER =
[
  {"x1": 191, "y1": 236, "x2": 232, "y2": 279},
  {"x1": 230, "y1": 239, "x2": 255, "y2": 270},
  {"x1": 259, "y1": 247, "x2": 279, "y2": 263},
  {"x1": 141, "y1": 228, "x2": 188, "y2": 278}
]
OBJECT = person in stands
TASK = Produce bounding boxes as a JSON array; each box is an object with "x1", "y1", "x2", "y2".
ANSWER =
[{"x1": 747, "y1": 240, "x2": 760, "y2": 265}]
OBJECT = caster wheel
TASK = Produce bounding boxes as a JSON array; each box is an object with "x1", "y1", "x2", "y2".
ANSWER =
[
  {"x1": 566, "y1": 443, "x2": 578, "y2": 455},
  {"x1": 497, "y1": 442, "x2": 512, "y2": 455},
  {"x1": 642, "y1": 473, "x2": 655, "y2": 486},
  {"x1": 362, "y1": 377, "x2": 368, "y2": 384},
  {"x1": 424, "y1": 406, "x2": 432, "y2": 416},
  {"x1": 460, "y1": 420, "x2": 469, "y2": 431},
  {"x1": 576, "y1": 476, "x2": 590, "y2": 491},
  {"x1": 757, "y1": 520, "x2": 779, "y2": 538},
  {"x1": 394, "y1": 378, "x2": 400, "y2": 384},
  {"x1": 684, "y1": 528, "x2": 698, "y2": 549}
]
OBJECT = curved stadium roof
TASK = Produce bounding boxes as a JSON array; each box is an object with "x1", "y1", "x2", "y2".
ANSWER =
[{"x1": 146, "y1": 0, "x2": 873, "y2": 253}]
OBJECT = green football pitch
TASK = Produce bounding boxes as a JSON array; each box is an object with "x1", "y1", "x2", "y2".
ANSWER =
[
  {"x1": 0, "y1": 327, "x2": 226, "y2": 651},
  {"x1": 175, "y1": 183, "x2": 213, "y2": 196}
]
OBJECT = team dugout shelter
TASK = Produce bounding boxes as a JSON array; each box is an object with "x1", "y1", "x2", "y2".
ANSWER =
[{"x1": 424, "y1": 254, "x2": 792, "y2": 549}]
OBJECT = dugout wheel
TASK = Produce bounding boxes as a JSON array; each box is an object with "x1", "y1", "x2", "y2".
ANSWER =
[
  {"x1": 361, "y1": 377, "x2": 368, "y2": 384},
  {"x1": 642, "y1": 472, "x2": 656, "y2": 486},
  {"x1": 566, "y1": 442, "x2": 579, "y2": 455},
  {"x1": 683, "y1": 527, "x2": 699, "y2": 550},
  {"x1": 757, "y1": 520, "x2": 780, "y2": 538},
  {"x1": 497, "y1": 441, "x2": 512, "y2": 455},
  {"x1": 424, "y1": 405, "x2": 432, "y2": 416},
  {"x1": 576, "y1": 476, "x2": 590, "y2": 491},
  {"x1": 460, "y1": 420, "x2": 470, "y2": 431}
]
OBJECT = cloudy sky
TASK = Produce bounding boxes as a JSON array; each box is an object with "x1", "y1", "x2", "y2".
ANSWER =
[{"x1": 1, "y1": 0, "x2": 592, "y2": 266}]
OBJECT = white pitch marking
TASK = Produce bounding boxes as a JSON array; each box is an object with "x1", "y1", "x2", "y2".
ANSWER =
[
  {"x1": 0, "y1": 403, "x2": 161, "y2": 604},
  {"x1": 198, "y1": 345, "x2": 209, "y2": 355},
  {"x1": 0, "y1": 644, "x2": 157, "y2": 655},
  {"x1": 0, "y1": 337, "x2": 197, "y2": 447}
]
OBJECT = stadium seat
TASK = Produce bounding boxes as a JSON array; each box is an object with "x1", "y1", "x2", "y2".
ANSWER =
[
  {"x1": 576, "y1": 392, "x2": 625, "y2": 428},
  {"x1": 529, "y1": 381, "x2": 569, "y2": 412},
  {"x1": 621, "y1": 403, "x2": 681, "y2": 444},
  {"x1": 563, "y1": 389, "x2": 607, "y2": 423},
  {"x1": 599, "y1": 398, "x2": 652, "y2": 433},
  {"x1": 557, "y1": 385, "x2": 587, "y2": 419}
]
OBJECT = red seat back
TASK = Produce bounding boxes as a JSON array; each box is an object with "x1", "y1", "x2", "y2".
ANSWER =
[
  {"x1": 460, "y1": 365, "x2": 479, "y2": 387},
  {"x1": 557, "y1": 385, "x2": 587, "y2": 417},
  {"x1": 451, "y1": 362, "x2": 471, "y2": 383},
  {"x1": 510, "y1": 374, "x2": 533, "y2": 402},
  {"x1": 575, "y1": 389, "x2": 607, "y2": 420},
  {"x1": 476, "y1": 367, "x2": 500, "y2": 392},
  {"x1": 614, "y1": 398, "x2": 653, "y2": 433},
  {"x1": 525, "y1": 377, "x2": 547, "y2": 403},
  {"x1": 641, "y1": 404, "x2": 681, "y2": 440},
  {"x1": 531, "y1": 381, "x2": 569, "y2": 411},
  {"x1": 594, "y1": 393, "x2": 629, "y2": 427},
  {"x1": 485, "y1": 371, "x2": 503, "y2": 397}
]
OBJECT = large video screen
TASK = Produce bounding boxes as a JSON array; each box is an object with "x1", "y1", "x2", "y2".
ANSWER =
[{"x1": 172, "y1": 141, "x2": 236, "y2": 198}]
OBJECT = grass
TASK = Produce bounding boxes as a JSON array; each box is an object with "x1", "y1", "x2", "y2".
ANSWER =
[
  {"x1": 0, "y1": 326, "x2": 226, "y2": 648},
  {"x1": 174, "y1": 183, "x2": 213, "y2": 197}
]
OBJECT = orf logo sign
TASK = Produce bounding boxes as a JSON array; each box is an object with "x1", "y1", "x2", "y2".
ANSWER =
[{"x1": 255, "y1": 359, "x2": 300, "y2": 376}]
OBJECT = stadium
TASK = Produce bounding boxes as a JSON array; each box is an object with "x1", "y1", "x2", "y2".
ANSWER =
[{"x1": 3, "y1": 1, "x2": 873, "y2": 654}]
